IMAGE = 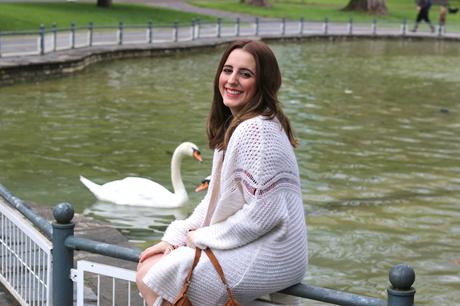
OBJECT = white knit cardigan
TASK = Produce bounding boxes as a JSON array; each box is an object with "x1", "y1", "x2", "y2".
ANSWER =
[{"x1": 143, "y1": 116, "x2": 308, "y2": 305}]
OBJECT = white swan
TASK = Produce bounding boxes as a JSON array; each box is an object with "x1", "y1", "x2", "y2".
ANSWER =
[{"x1": 80, "y1": 142, "x2": 202, "y2": 208}]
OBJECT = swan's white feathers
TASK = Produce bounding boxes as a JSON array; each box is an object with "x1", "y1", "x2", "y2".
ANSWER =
[{"x1": 80, "y1": 142, "x2": 201, "y2": 208}]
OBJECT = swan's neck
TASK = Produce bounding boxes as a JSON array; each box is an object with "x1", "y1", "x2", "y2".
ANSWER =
[{"x1": 171, "y1": 149, "x2": 187, "y2": 197}]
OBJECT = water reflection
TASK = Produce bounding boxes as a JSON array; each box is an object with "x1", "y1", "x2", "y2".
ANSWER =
[{"x1": 84, "y1": 201, "x2": 188, "y2": 242}]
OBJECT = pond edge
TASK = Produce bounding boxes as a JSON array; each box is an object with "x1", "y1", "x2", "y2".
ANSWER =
[{"x1": 1, "y1": 34, "x2": 459, "y2": 87}]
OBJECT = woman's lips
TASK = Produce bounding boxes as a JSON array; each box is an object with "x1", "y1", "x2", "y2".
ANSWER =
[{"x1": 225, "y1": 87, "x2": 243, "y2": 97}]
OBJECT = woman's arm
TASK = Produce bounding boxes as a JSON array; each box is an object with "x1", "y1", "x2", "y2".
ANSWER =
[
  {"x1": 191, "y1": 190, "x2": 291, "y2": 249},
  {"x1": 161, "y1": 189, "x2": 210, "y2": 246}
]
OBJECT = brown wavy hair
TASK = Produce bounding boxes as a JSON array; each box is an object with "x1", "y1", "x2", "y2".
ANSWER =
[{"x1": 207, "y1": 40, "x2": 297, "y2": 150}]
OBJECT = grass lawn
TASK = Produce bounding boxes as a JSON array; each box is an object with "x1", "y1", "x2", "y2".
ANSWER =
[
  {"x1": 0, "y1": 2, "x2": 216, "y2": 31},
  {"x1": 1, "y1": 0, "x2": 460, "y2": 32},
  {"x1": 187, "y1": 0, "x2": 460, "y2": 25}
]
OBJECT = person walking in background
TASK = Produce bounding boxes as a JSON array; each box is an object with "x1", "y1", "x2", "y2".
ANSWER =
[
  {"x1": 437, "y1": 0, "x2": 459, "y2": 31},
  {"x1": 412, "y1": 0, "x2": 436, "y2": 32},
  {"x1": 438, "y1": 0, "x2": 449, "y2": 31}
]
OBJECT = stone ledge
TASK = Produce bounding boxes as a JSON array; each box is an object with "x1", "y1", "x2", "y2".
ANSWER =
[
  {"x1": 0, "y1": 38, "x2": 237, "y2": 86},
  {"x1": 2, "y1": 33, "x2": 458, "y2": 87}
]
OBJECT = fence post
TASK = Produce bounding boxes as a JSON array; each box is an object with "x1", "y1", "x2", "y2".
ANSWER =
[
  {"x1": 401, "y1": 19, "x2": 407, "y2": 36},
  {"x1": 52, "y1": 23, "x2": 57, "y2": 51},
  {"x1": 191, "y1": 19, "x2": 195, "y2": 40},
  {"x1": 281, "y1": 17, "x2": 286, "y2": 35},
  {"x1": 437, "y1": 22, "x2": 444, "y2": 37},
  {"x1": 217, "y1": 18, "x2": 222, "y2": 38},
  {"x1": 255, "y1": 17, "x2": 259, "y2": 36},
  {"x1": 52, "y1": 203, "x2": 75, "y2": 306},
  {"x1": 39, "y1": 24, "x2": 45, "y2": 55},
  {"x1": 372, "y1": 18, "x2": 377, "y2": 36},
  {"x1": 88, "y1": 22, "x2": 93, "y2": 47},
  {"x1": 387, "y1": 264, "x2": 416, "y2": 306},
  {"x1": 148, "y1": 19, "x2": 153, "y2": 44},
  {"x1": 235, "y1": 17, "x2": 240, "y2": 37},
  {"x1": 118, "y1": 21, "x2": 123, "y2": 45},
  {"x1": 70, "y1": 22, "x2": 75, "y2": 49},
  {"x1": 196, "y1": 18, "x2": 201, "y2": 39},
  {"x1": 0, "y1": 31, "x2": 2, "y2": 58},
  {"x1": 299, "y1": 17, "x2": 304, "y2": 35},
  {"x1": 347, "y1": 17, "x2": 353, "y2": 35},
  {"x1": 323, "y1": 18, "x2": 328, "y2": 35},
  {"x1": 173, "y1": 21, "x2": 178, "y2": 42}
]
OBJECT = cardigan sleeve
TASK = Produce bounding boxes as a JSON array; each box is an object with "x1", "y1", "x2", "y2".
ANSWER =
[
  {"x1": 192, "y1": 191, "x2": 290, "y2": 249},
  {"x1": 161, "y1": 190, "x2": 210, "y2": 246},
  {"x1": 192, "y1": 117, "x2": 299, "y2": 250}
]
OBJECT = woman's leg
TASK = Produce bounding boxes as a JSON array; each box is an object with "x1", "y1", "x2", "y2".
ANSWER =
[
  {"x1": 439, "y1": 6, "x2": 447, "y2": 26},
  {"x1": 136, "y1": 254, "x2": 172, "y2": 306}
]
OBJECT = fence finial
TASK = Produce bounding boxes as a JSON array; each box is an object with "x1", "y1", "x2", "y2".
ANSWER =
[
  {"x1": 387, "y1": 263, "x2": 416, "y2": 306},
  {"x1": 53, "y1": 202, "x2": 74, "y2": 224}
]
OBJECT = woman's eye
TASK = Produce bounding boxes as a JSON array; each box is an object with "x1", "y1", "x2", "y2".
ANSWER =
[
  {"x1": 240, "y1": 71, "x2": 252, "y2": 78},
  {"x1": 223, "y1": 68, "x2": 232, "y2": 74}
]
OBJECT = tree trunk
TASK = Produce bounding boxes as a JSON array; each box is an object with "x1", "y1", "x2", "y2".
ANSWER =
[
  {"x1": 241, "y1": 0, "x2": 271, "y2": 8},
  {"x1": 97, "y1": 0, "x2": 112, "y2": 8},
  {"x1": 342, "y1": 0, "x2": 387, "y2": 15}
]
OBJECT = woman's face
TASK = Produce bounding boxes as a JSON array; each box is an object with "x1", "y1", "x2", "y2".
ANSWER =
[{"x1": 219, "y1": 48, "x2": 257, "y2": 116}]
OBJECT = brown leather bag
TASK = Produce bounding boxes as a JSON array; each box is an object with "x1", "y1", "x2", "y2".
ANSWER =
[{"x1": 173, "y1": 248, "x2": 240, "y2": 306}]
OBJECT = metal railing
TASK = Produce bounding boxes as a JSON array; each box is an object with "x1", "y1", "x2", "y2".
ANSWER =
[
  {"x1": 1, "y1": 17, "x2": 459, "y2": 58},
  {"x1": 0, "y1": 191, "x2": 52, "y2": 306},
  {"x1": 0, "y1": 183, "x2": 417, "y2": 306},
  {"x1": 72, "y1": 260, "x2": 145, "y2": 306}
]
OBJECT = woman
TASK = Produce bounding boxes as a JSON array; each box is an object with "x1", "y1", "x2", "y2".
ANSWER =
[{"x1": 136, "y1": 40, "x2": 308, "y2": 306}]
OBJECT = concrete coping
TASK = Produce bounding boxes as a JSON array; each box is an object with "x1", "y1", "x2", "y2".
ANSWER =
[{"x1": 1, "y1": 32, "x2": 459, "y2": 86}]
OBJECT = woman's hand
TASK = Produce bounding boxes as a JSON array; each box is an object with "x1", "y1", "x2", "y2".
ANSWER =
[
  {"x1": 186, "y1": 230, "x2": 196, "y2": 248},
  {"x1": 139, "y1": 241, "x2": 175, "y2": 263}
]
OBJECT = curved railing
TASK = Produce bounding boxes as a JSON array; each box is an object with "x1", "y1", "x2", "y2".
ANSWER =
[
  {"x1": 0, "y1": 17, "x2": 459, "y2": 58},
  {"x1": 0, "y1": 183, "x2": 416, "y2": 306}
]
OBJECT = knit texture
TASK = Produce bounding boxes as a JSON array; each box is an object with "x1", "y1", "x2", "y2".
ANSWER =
[{"x1": 143, "y1": 116, "x2": 308, "y2": 305}]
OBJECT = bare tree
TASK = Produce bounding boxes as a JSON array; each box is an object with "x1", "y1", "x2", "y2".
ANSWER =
[
  {"x1": 342, "y1": 0, "x2": 387, "y2": 15},
  {"x1": 240, "y1": 0, "x2": 272, "y2": 8},
  {"x1": 97, "y1": 0, "x2": 112, "y2": 8}
]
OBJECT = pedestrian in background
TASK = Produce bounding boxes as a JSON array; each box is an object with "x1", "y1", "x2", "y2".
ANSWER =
[{"x1": 412, "y1": 0, "x2": 436, "y2": 32}]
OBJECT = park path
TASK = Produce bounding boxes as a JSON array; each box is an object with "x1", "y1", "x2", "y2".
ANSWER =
[{"x1": 115, "y1": 0, "x2": 274, "y2": 22}]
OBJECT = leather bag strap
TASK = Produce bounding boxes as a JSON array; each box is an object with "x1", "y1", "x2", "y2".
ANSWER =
[
  {"x1": 204, "y1": 248, "x2": 236, "y2": 300},
  {"x1": 175, "y1": 248, "x2": 202, "y2": 298}
]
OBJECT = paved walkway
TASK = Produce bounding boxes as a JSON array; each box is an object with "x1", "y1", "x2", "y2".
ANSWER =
[
  {"x1": 0, "y1": 284, "x2": 20, "y2": 306},
  {"x1": 115, "y1": 0, "x2": 274, "y2": 22}
]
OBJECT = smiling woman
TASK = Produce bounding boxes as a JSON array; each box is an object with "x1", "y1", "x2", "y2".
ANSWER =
[
  {"x1": 136, "y1": 40, "x2": 308, "y2": 306},
  {"x1": 219, "y1": 49, "x2": 257, "y2": 115}
]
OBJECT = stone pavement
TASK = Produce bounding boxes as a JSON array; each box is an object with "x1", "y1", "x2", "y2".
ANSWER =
[
  {"x1": 115, "y1": 0, "x2": 275, "y2": 22},
  {"x1": 0, "y1": 283, "x2": 20, "y2": 306}
]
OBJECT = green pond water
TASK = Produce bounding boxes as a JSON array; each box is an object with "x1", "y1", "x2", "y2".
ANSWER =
[{"x1": 1, "y1": 39, "x2": 460, "y2": 305}]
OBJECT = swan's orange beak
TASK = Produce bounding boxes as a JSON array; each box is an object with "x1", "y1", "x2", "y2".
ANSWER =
[
  {"x1": 195, "y1": 180, "x2": 209, "y2": 192},
  {"x1": 193, "y1": 149, "x2": 202, "y2": 162}
]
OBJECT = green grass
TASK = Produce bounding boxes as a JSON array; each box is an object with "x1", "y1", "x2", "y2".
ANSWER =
[
  {"x1": 187, "y1": 0, "x2": 460, "y2": 25},
  {"x1": 0, "y1": 2, "x2": 216, "y2": 31},
  {"x1": 2, "y1": 0, "x2": 460, "y2": 31}
]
